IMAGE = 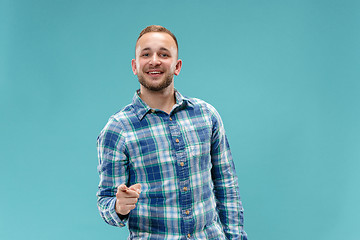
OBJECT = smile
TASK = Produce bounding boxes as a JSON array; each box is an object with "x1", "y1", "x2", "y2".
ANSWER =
[{"x1": 146, "y1": 70, "x2": 164, "y2": 77}]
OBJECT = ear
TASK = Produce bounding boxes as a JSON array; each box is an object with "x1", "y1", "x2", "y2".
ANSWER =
[
  {"x1": 131, "y1": 59, "x2": 137, "y2": 75},
  {"x1": 174, "y1": 59, "x2": 182, "y2": 76}
]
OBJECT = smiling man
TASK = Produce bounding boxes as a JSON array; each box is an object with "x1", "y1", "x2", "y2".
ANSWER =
[
  {"x1": 97, "y1": 25, "x2": 247, "y2": 239},
  {"x1": 133, "y1": 31, "x2": 181, "y2": 93}
]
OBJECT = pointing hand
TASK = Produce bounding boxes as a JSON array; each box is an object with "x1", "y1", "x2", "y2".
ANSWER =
[{"x1": 115, "y1": 184, "x2": 142, "y2": 216}]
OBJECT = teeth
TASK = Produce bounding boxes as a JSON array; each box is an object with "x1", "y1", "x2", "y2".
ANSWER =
[{"x1": 149, "y1": 71, "x2": 161, "y2": 74}]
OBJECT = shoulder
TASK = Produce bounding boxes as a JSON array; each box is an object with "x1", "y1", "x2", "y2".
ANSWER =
[
  {"x1": 99, "y1": 103, "x2": 136, "y2": 137},
  {"x1": 187, "y1": 97, "x2": 222, "y2": 121},
  {"x1": 111, "y1": 103, "x2": 135, "y2": 122}
]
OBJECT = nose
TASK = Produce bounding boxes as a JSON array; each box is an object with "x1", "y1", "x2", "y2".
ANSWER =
[{"x1": 149, "y1": 54, "x2": 161, "y2": 66}]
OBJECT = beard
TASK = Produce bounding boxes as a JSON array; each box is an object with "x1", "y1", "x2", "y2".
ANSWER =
[{"x1": 138, "y1": 72, "x2": 174, "y2": 91}]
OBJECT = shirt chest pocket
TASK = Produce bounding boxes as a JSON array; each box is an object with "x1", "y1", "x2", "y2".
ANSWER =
[
  {"x1": 182, "y1": 121, "x2": 212, "y2": 156},
  {"x1": 186, "y1": 143, "x2": 211, "y2": 159},
  {"x1": 183, "y1": 122, "x2": 212, "y2": 147},
  {"x1": 179, "y1": 121, "x2": 213, "y2": 171},
  {"x1": 184, "y1": 123, "x2": 212, "y2": 172},
  {"x1": 186, "y1": 143, "x2": 213, "y2": 176}
]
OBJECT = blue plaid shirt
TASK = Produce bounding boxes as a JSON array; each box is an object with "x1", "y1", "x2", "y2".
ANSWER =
[{"x1": 97, "y1": 90, "x2": 247, "y2": 240}]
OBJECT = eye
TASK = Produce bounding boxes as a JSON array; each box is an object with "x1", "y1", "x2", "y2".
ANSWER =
[
  {"x1": 160, "y1": 53, "x2": 169, "y2": 57},
  {"x1": 142, "y1": 53, "x2": 149, "y2": 57}
]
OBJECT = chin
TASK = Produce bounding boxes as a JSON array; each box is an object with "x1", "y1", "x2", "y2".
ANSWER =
[{"x1": 138, "y1": 74, "x2": 173, "y2": 92}]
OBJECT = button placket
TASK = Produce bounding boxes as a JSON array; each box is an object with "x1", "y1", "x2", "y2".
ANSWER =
[{"x1": 168, "y1": 113, "x2": 195, "y2": 235}]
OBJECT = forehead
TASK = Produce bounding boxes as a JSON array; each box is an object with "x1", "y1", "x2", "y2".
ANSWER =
[{"x1": 136, "y1": 32, "x2": 177, "y2": 52}]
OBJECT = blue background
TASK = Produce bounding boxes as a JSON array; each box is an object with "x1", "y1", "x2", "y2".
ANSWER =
[{"x1": 1, "y1": 0, "x2": 359, "y2": 239}]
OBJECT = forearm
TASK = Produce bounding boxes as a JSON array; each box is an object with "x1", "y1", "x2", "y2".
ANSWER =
[
  {"x1": 96, "y1": 120, "x2": 129, "y2": 227},
  {"x1": 210, "y1": 111, "x2": 247, "y2": 239},
  {"x1": 214, "y1": 182, "x2": 246, "y2": 239},
  {"x1": 213, "y1": 159, "x2": 246, "y2": 239},
  {"x1": 97, "y1": 195, "x2": 127, "y2": 227}
]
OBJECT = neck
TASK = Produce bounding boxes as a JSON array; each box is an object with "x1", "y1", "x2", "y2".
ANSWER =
[{"x1": 139, "y1": 85, "x2": 176, "y2": 114}]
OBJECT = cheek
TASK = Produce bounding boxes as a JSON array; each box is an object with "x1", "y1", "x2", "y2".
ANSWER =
[
  {"x1": 135, "y1": 60, "x2": 143, "y2": 72},
  {"x1": 169, "y1": 61, "x2": 177, "y2": 72}
]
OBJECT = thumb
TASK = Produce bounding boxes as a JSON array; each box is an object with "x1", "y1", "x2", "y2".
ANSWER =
[
  {"x1": 129, "y1": 183, "x2": 142, "y2": 194},
  {"x1": 118, "y1": 184, "x2": 128, "y2": 192}
]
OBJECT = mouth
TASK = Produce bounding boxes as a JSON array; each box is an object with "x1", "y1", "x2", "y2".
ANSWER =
[{"x1": 146, "y1": 70, "x2": 164, "y2": 77}]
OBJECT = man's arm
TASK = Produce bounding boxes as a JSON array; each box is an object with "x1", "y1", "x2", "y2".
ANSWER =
[
  {"x1": 96, "y1": 119, "x2": 131, "y2": 227},
  {"x1": 210, "y1": 108, "x2": 247, "y2": 240}
]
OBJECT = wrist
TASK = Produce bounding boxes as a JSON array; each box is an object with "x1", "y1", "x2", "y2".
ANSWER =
[{"x1": 117, "y1": 213, "x2": 129, "y2": 220}]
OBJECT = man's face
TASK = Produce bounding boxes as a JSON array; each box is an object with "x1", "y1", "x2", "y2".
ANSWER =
[{"x1": 132, "y1": 32, "x2": 182, "y2": 92}]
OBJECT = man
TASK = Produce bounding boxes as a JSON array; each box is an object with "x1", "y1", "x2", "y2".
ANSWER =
[{"x1": 97, "y1": 25, "x2": 247, "y2": 239}]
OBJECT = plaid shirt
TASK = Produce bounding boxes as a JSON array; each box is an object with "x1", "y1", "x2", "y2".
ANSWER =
[{"x1": 97, "y1": 90, "x2": 247, "y2": 240}]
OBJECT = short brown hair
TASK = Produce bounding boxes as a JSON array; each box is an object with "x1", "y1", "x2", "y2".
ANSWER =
[{"x1": 137, "y1": 25, "x2": 178, "y2": 50}]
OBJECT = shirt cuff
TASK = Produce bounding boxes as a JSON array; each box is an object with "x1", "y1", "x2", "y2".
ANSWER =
[{"x1": 108, "y1": 197, "x2": 128, "y2": 227}]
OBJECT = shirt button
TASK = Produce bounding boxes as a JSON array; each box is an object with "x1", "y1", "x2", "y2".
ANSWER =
[
  {"x1": 150, "y1": 109, "x2": 155, "y2": 113},
  {"x1": 175, "y1": 138, "x2": 179, "y2": 143},
  {"x1": 183, "y1": 186, "x2": 188, "y2": 191},
  {"x1": 169, "y1": 117, "x2": 172, "y2": 121},
  {"x1": 187, "y1": 233, "x2": 191, "y2": 238},
  {"x1": 185, "y1": 210, "x2": 190, "y2": 215},
  {"x1": 180, "y1": 162, "x2": 184, "y2": 167}
]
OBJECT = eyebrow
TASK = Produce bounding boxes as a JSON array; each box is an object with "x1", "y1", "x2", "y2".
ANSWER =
[{"x1": 141, "y1": 47, "x2": 170, "y2": 52}]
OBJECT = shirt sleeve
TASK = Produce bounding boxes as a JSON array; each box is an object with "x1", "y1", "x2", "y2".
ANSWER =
[
  {"x1": 209, "y1": 108, "x2": 247, "y2": 240},
  {"x1": 96, "y1": 118, "x2": 129, "y2": 227}
]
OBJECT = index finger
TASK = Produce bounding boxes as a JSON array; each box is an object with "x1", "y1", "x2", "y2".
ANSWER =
[
  {"x1": 118, "y1": 184, "x2": 128, "y2": 192},
  {"x1": 123, "y1": 189, "x2": 140, "y2": 198}
]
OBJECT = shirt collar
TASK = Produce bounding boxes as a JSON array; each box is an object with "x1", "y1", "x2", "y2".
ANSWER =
[{"x1": 132, "y1": 89, "x2": 194, "y2": 121}]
